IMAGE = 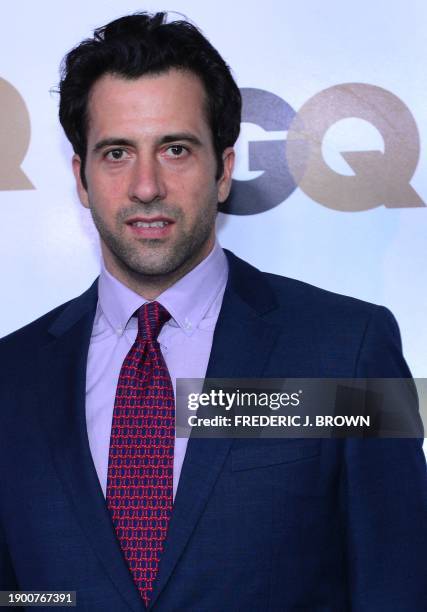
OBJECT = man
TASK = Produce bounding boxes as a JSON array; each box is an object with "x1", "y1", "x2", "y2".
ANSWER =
[{"x1": 0, "y1": 12, "x2": 425, "y2": 612}]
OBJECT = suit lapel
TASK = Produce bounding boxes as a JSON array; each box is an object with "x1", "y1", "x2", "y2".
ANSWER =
[
  {"x1": 37, "y1": 283, "x2": 144, "y2": 612},
  {"x1": 148, "y1": 252, "x2": 281, "y2": 608}
]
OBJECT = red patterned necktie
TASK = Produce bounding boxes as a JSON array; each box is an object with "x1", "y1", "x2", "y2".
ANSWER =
[{"x1": 106, "y1": 301, "x2": 175, "y2": 608}]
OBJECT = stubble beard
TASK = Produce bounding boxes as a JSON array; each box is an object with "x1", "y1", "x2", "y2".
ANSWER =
[{"x1": 89, "y1": 201, "x2": 217, "y2": 287}]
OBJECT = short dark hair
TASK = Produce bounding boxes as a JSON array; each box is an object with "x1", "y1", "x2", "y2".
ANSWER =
[{"x1": 59, "y1": 12, "x2": 241, "y2": 187}]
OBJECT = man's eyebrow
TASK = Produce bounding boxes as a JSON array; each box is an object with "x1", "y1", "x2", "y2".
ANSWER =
[
  {"x1": 157, "y1": 133, "x2": 202, "y2": 147},
  {"x1": 92, "y1": 138, "x2": 135, "y2": 153}
]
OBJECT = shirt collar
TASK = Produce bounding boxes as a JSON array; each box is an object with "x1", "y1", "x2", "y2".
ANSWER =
[{"x1": 97, "y1": 241, "x2": 228, "y2": 336}]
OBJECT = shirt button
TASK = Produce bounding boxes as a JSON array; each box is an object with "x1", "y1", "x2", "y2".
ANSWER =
[{"x1": 184, "y1": 318, "x2": 192, "y2": 330}]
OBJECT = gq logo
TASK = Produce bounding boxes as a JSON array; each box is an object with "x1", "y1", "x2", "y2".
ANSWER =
[
  {"x1": 0, "y1": 78, "x2": 33, "y2": 190},
  {"x1": 221, "y1": 84, "x2": 424, "y2": 214},
  {"x1": 0, "y1": 78, "x2": 423, "y2": 211}
]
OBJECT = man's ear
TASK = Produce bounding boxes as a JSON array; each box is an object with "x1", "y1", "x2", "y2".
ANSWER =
[
  {"x1": 217, "y1": 147, "x2": 235, "y2": 203},
  {"x1": 72, "y1": 154, "x2": 89, "y2": 208}
]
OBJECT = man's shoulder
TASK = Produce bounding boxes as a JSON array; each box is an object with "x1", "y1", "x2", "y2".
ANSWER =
[
  {"x1": 224, "y1": 250, "x2": 408, "y2": 377},
  {"x1": 225, "y1": 253, "x2": 409, "y2": 377},
  {"x1": 264, "y1": 269, "x2": 379, "y2": 315},
  {"x1": 262, "y1": 269, "x2": 402, "y2": 349},
  {"x1": 0, "y1": 281, "x2": 98, "y2": 354},
  {"x1": 226, "y1": 250, "x2": 390, "y2": 324}
]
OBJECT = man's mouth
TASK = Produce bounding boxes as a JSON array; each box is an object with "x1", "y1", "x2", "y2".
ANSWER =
[
  {"x1": 131, "y1": 220, "x2": 170, "y2": 228},
  {"x1": 125, "y1": 216, "x2": 175, "y2": 237}
]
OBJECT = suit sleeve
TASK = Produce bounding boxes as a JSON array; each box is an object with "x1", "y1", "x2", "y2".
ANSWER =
[{"x1": 342, "y1": 305, "x2": 427, "y2": 611}]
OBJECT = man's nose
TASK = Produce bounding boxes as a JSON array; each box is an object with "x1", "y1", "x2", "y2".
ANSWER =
[{"x1": 128, "y1": 156, "x2": 166, "y2": 204}]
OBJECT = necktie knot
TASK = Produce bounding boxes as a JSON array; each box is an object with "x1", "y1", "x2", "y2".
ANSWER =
[{"x1": 137, "y1": 301, "x2": 171, "y2": 341}]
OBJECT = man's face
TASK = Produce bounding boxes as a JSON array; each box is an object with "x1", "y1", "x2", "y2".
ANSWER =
[{"x1": 73, "y1": 69, "x2": 234, "y2": 293}]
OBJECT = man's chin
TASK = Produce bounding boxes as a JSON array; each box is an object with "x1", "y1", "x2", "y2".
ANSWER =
[{"x1": 118, "y1": 252, "x2": 193, "y2": 280}]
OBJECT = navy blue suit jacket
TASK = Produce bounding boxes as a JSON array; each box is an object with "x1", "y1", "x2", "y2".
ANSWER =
[{"x1": 0, "y1": 251, "x2": 426, "y2": 611}]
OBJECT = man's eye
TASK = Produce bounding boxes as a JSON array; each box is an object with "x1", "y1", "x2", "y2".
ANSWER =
[
  {"x1": 105, "y1": 149, "x2": 126, "y2": 161},
  {"x1": 166, "y1": 145, "x2": 187, "y2": 157}
]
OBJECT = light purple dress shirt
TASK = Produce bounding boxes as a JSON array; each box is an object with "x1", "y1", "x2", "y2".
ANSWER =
[{"x1": 85, "y1": 242, "x2": 228, "y2": 501}]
